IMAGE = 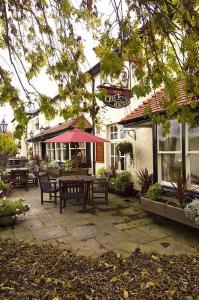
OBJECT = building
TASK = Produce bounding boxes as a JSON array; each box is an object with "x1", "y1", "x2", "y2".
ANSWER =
[
  {"x1": 120, "y1": 80, "x2": 199, "y2": 193},
  {"x1": 16, "y1": 63, "x2": 198, "y2": 193}
]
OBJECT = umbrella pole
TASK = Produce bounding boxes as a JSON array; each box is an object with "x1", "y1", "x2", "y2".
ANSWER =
[{"x1": 75, "y1": 145, "x2": 78, "y2": 175}]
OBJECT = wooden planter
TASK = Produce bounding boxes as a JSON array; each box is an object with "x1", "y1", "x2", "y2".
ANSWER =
[
  {"x1": 140, "y1": 197, "x2": 199, "y2": 230},
  {"x1": 0, "y1": 214, "x2": 16, "y2": 227}
]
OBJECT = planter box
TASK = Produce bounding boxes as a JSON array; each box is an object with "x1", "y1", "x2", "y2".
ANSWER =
[
  {"x1": 140, "y1": 197, "x2": 199, "y2": 230},
  {"x1": 0, "y1": 214, "x2": 16, "y2": 227}
]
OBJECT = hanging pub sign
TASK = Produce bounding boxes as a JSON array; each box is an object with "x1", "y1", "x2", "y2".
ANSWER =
[{"x1": 97, "y1": 67, "x2": 132, "y2": 109}]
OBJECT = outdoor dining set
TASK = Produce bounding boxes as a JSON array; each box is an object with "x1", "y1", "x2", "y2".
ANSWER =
[
  {"x1": 39, "y1": 173, "x2": 109, "y2": 213},
  {"x1": 0, "y1": 128, "x2": 110, "y2": 213}
]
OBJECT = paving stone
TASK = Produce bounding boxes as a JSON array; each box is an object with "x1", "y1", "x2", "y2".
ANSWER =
[
  {"x1": 70, "y1": 239, "x2": 104, "y2": 256},
  {"x1": 31, "y1": 225, "x2": 67, "y2": 241},
  {"x1": 127, "y1": 218, "x2": 155, "y2": 228},
  {"x1": 137, "y1": 224, "x2": 173, "y2": 239},
  {"x1": 115, "y1": 223, "x2": 132, "y2": 230},
  {"x1": 69, "y1": 225, "x2": 96, "y2": 241},
  {"x1": 120, "y1": 207, "x2": 139, "y2": 215},
  {"x1": 144, "y1": 238, "x2": 198, "y2": 254}
]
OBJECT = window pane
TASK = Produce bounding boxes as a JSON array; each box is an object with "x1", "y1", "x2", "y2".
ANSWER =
[
  {"x1": 111, "y1": 143, "x2": 115, "y2": 155},
  {"x1": 111, "y1": 157, "x2": 114, "y2": 167},
  {"x1": 190, "y1": 154, "x2": 199, "y2": 185},
  {"x1": 158, "y1": 120, "x2": 181, "y2": 151},
  {"x1": 62, "y1": 144, "x2": 69, "y2": 160},
  {"x1": 120, "y1": 157, "x2": 125, "y2": 170},
  {"x1": 161, "y1": 153, "x2": 182, "y2": 182},
  {"x1": 188, "y1": 125, "x2": 199, "y2": 151}
]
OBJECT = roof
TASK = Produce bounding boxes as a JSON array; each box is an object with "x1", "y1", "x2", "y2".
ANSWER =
[
  {"x1": 30, "y1": 115, "x2": 92, "y2": 142},
  {"x1": 120, "y1": 80, "x2": 194, "y2": 124},
  {"x1": 87, "y1": 62, "x2": 100, "y2": 77}
]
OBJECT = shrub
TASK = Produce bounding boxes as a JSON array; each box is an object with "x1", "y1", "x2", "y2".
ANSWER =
[
  {"x1": 136, "y1": 168, "x2": 153, "y2": 195},
  {"x1": 146, "y1": 183, "x2": 162, "y2": 201},
  {"x1": 96, "y1": 167, "x2": 107, "y2": 177},
  {"x1": 64, "y1": 159, "x2": 76, "y2": 171},
  {"x1": 114, "y1": 171, "x2": 131, "y2": 188},
  {"x1": 0, "y1": 199, "x2": 30, "y2": 216},
  {"x1": 0, "y1": 181, "x2": 10, "y2": 191},
  {"x1": 185, "y1": 199, "x2": 199, "y2": 224},
  {"x1": 171, "y1": 176, "x2": 190, "y2": 207}
]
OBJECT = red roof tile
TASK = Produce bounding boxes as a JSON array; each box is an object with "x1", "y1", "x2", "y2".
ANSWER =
[
  {"x1": 120, "y1": 80, "x2": 194, "y2": 124},
  {"x1": 31, "y1": 116, "x2": 92, "y2": 141}
]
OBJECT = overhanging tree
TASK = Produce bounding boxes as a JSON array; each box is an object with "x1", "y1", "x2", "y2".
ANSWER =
[{"x1": 0, "y1": 0, "x2": 198, "y2": 137}]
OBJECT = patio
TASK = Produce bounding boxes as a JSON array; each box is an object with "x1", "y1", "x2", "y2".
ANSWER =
[{"x1": 1, "y1": 186, "x2": 198, "y2": 256}]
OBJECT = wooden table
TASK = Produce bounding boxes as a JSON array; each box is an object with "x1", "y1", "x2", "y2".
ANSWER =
[
  {"x1": 6, "y1": 168, "x2": 29, "y2": 173},
  {"x1": 57, "y1": 175, "x2": 96, "y2": 205}
]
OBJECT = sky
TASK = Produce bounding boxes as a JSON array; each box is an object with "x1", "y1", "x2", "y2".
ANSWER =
[{"x1": 0, "y1": 0, "x2": 119, "y2": 131}]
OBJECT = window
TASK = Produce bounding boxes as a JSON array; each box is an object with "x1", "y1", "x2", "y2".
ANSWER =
[
  {"x1": 51, "y1": 143, "x2": 56, "y2": 160},
  {"x1": 109, "y1": 125, "x2": 126, "y2": 170},
  {"x1": 110, "y1": 125, "x2": 118, "y2": 140},
  {"x1": 46, "y1": 143, "x2": 51, "y2": 160},
  {"x1": 56, "y1": 143, "x2": 61, "y2": 161},
  {"x1": 187, "y1": 125, "x2": 199, "y2": 186},
  {"x1": 61, "y1": 143, "x2": 69, "y2": 161},
  {"x1": 158, "y1": 119, "x2": 182, "y2": 183},
  {"x1": 69, "y1": 143, "x2": 86, "y2": 164}
]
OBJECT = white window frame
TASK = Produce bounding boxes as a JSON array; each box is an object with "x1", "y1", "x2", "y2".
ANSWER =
[
  {"x1": 186, "y1": 124, "x2": 199, "y2": 190},
  {"x1": 157, "y1": 120, "x2": 182, "y2": 186},
  {"x1": 69, "y1": 142, "x2": 86, "y2": 162},
  {"x1": 109, "y1": 124, "x2": 126, "y2": 171}
]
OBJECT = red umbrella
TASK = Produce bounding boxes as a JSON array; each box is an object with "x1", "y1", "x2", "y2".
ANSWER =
[
  {"x1": 45, "y1": 128, "x2": 110, "y2": 143},
  {"x1": 45, "y1": 128, "x2": 109, "y2": 174}
]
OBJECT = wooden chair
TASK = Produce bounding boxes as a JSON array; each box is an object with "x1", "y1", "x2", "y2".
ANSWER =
[
  {"x1": 59, "y1": 180, "x2": 86, "y2": 213},
  {"x1": 10, "y1": 169, "x2": 28, "y2": 190},
  {"x1": 38, "y1": 173, "x2": 59, "y2": 205},
  {"x1": 28, "y1": 165, "x2": 39, "y2": 187},
  {"x1": 91, "y1": 178, "x2": 109, "y2": 205}
]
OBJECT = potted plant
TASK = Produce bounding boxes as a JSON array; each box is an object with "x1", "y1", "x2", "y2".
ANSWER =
[
  {"x1": 64, "y1": 159, "x2": 76, "y2": 171},
  {"x1": 185, "y1": 199, "x2": 199, "y2": 225},
  {"x1": 136, "y1": 168, "x2": 153, "y2": 196},
  {"x1": 107, "y1": 166, "x2": 117, "y2": 193},
  {"x1": 0, "y1": 181, "x2": 13, "y2": 197},
  {"x1": 0, "y1": 199, "x2": 30, "y2": 227},
  {"x1": 114, "y1": 171, "x2": 133, "y2": 195},
  {"x1": 140, "y1": 179, "x2": 199, "y2": 230},
  {"x1": 116, "y1": 141, "x2": 134, "y2": 164},
  {"x1": 96, "y1": 167, "x2": 107, "y2": 178}
]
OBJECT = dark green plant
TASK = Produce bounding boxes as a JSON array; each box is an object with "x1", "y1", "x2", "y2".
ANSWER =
[
  {"x1": 171, "y1": 176, "x2": 190, "y2": 207},
  {"x1": 1, "y1": 174, "x2": 10, "y2": 184},
  {"x1": 146, "y1": 183, "x2": 162, "y2": 201},
  {"x1": 0, "y1": 181, "x2": 10, "y2": 191},
  {"x1": 114, "y1": 171, "x2": 131, "y2": 188},
  {"x1": 64, "y1": 159, "x2": 76, "y2": 171},
  {"x1": 136, "y1": 168, "x2": 153, "y2": 196},
  {"x1": 0, "y1": 200, "x2": 30, "y2": 216},
  {"x1": 116, "y1": 141, "x2": 134, "y2": 164}
]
